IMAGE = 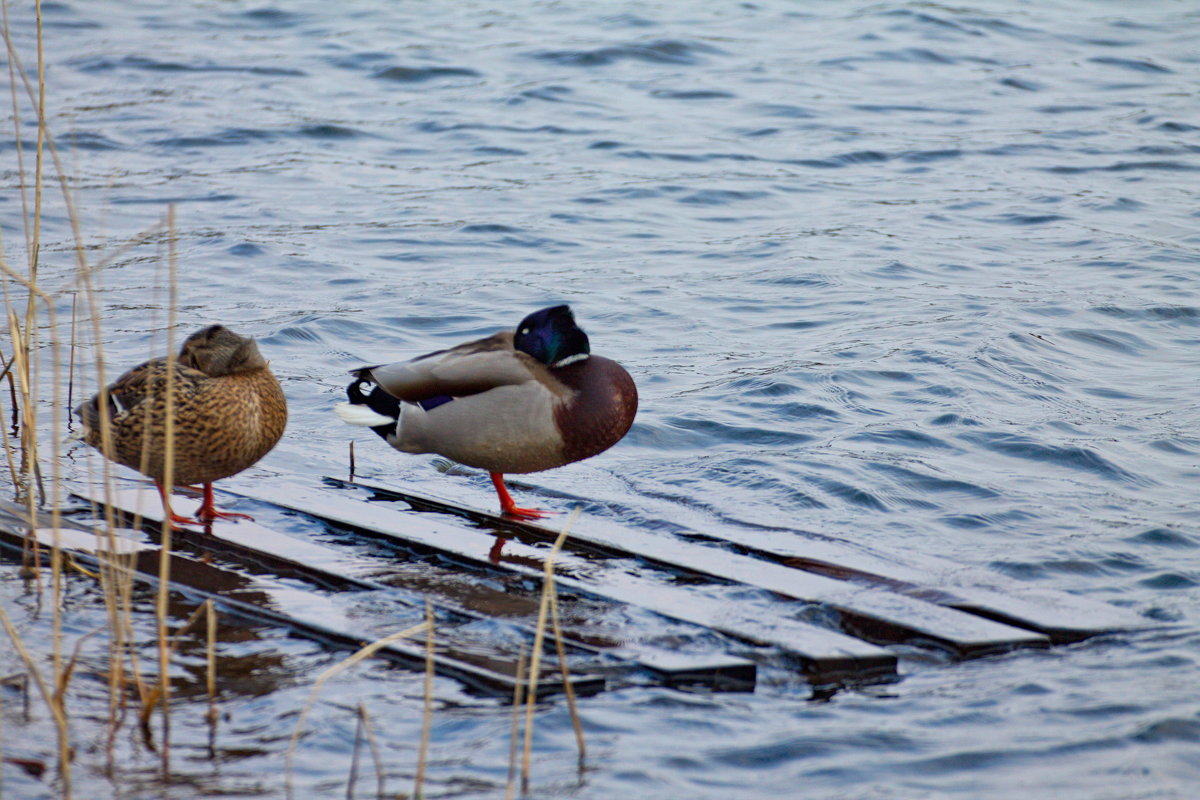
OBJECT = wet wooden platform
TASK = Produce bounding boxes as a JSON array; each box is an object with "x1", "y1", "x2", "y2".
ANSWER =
[
  {"x1": 61, "y1": 488, "x2": 764, "y2": 692},
  {"x1": 326, "y1": 476, "x2": 1145, "y2": 645},
  {"x1": 0, "y1": 473, "x2": 1146, "y2": 699},
  {"x1": 0, "y1": 500, "x2": 612, "y2": 699}
]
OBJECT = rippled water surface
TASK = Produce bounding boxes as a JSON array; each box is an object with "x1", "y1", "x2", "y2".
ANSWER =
[{"x1": 4, "y1": 0, "x2": 1200, "y2": 797}]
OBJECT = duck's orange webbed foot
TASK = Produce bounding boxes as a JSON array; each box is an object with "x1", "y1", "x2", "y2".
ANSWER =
[
  {"x1": 195, "y1": 483, "x2": 254, "y2": 524},
  {"x1": 489, "y1": 472, "x2": 556, "y2": 521},
  {"x1": 197, "y1": 507, "x2": 254, "y2": 523},
  {"x1": 502, "y1": 505, "x2": 552, "y2": 521}
]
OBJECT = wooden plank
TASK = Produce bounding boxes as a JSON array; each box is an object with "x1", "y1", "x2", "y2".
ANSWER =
[
  {"x1": 331, "y1": 477, "x2": 1143, "y2": 642},
  {"x1": 64, "y1": 487, "x2": 757, "y2": 690},
  {"x1": 311, "y1": 477, "x2": 1048, "y2": 657},
  {"x1": 773, "y1": 548, "x2": 1145, "y2": 643},
  {"x1": 0, "y1": 506, "x2": 602, "y2": 699},
  {"x1": 227, "y1": 480, "x2": 899, "y2": 683}
]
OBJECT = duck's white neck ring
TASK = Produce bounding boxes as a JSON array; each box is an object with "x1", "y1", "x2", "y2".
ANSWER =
[{"x1": 552, "y1": 353, "x2": 590, "y2": 368}]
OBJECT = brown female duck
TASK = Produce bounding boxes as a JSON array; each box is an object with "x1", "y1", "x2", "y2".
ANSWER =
[
  {"x1": 75, "y1": 325, "x2": 287, "y2": 525},
  {"x1": 335, "y1": 305, "x2": 638, "y2": 519}
]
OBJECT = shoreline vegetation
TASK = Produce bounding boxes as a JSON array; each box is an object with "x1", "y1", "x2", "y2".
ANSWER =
[{"x1": 0, "y1": 6, "x2": 584, "y2": 798}]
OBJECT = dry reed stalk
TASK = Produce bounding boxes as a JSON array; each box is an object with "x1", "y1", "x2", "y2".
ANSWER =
[
  {"x1": 1, "y1": 671, "x2": 31, "y2": 722},
  {"x1": 205, "y1": 599, "x2": 219, "y2": 759},
  {"x1": 359, "y1": 703, "x2": 385, "y2": 800},
  {"x1": 2, "y1": 7, "x2": 94, "y2": 272},
  {"x1": 153, "y1": 204, "x2": 180, "y2": 777},
  {"x1": 347, "y1": 705, "x2": 365, "y2": 800},
  {"x1": 347, "y1": 701, "x2": 387, "y2": 800},
  {"x1": 414, "y1": 600, "x2": 435, "y2": 799},
  {"x1": 0, "y1": 4, "x2": 129, "y2": 795},
  {"x1": 504, "y1": 646, "x2": 527, "y2": 800},
  {"x1": 284, "y1": 622, "x2": 430, "y2": 800},
  {"x1": 138, "y1": 599, "x2": 209, "y2": 724},
  {"x1": 0, "y1": 411, "x2": 20, "y2": 495},
  {"x1": 2, "y1": 1, "x2": 32, "y2": 254},
  {"x1": 3, "y1": 314, "x2": 41, "y2": 577},
  {"x1": 66, "y1": 291, "x2": 76, "y2": 412},
  {"x1": 548, "y1": 570, "x2": 585, "y2": 762},
  {"x1": 72, "y1": 222, "x2": 156, "y2": 774},
  {"x1": 0, "y1": 349, "x2": 21, "y2": 493},
  {"x1": 521, "y1": 506, "x2": 581, "y2": 795},
  {"x1": 0, "y1": 304, "x2": 73, "y2": 796},
  {"x1": 52, "y1": 624, "x2": 103, "y2": 710},
  {"x1": 0, "y1": 273, "x2": 81, "y2": 798},
  {"x1": 0, "y1": 605, "x2": 69, "y2": 794}
]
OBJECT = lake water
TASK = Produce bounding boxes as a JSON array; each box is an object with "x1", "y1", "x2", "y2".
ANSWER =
[{"x1": 3, "y1": 0, "x2": 1200, "y2": 798}]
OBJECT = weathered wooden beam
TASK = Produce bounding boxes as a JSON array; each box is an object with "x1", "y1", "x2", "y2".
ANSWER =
[
  {"x1": 312, "y1": 478, "x2": 1048, "y2": 657},
  {"x1": 64, "y1": 487, "x2": 759, "y2": 691},
  {"x1": 0, "y1": 499, "x2": 602, "y2": 698},
  {"x1": 330, "y1": 477, "x2": 1144, "y2": 643}
]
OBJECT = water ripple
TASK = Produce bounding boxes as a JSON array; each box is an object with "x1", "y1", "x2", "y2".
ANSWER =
[
  {"x1": 959, "y1": 432, "x2": 1143, "y2": 483},
  {"x1": 531, "y1": 39, "x2": 722, "y2": 67},
  {"x1": 19, "y1": 1, "x2": 1200, "y2": 798},
  {"x1": 372, "y1": 65, "x2": 481, "y2": 83}
]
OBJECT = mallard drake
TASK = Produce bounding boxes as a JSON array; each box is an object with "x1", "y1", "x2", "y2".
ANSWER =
[
  {"x1": 335, "y1": 305, "x2": 638, "y2": 519},
  {"x1": 75, "y1": 325, "x2": 287, "y2": 526}
]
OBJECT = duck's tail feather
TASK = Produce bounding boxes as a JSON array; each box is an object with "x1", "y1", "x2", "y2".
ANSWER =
[
  {"x1": 74, "y1": 392, "x2": 121, "y2": 433},
  {"x1": 334, "y1": 402, "x2": 395, "y2": 428},
  {"x1": 336, "y1": 378, "x2": 401, "y2": 438}
]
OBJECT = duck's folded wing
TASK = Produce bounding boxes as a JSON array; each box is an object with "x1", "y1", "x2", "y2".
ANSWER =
[
  {"x1": 359, "y1": 332, "x2": 542, "y2": 401},
  {"x1": 78, "y1": 358, "x2": 209, "y2": 427}
]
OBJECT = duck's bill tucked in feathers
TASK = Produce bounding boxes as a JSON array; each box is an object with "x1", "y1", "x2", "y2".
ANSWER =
[{"x1": 74, "y1": 325, "x2": 287, "y2": 525}]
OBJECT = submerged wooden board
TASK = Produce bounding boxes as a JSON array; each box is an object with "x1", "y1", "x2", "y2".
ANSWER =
[
  {"x1": 335, "y1": 476, "x2": 1143, "y2": 644},
  {"x1": 0, "y1": 502, "x2": 602, "y2": 699},
  {"x1": 66, "y1": 487, "x2": 759, "y2": 691},
  {"x1": 305, "y1": 478, "x2": 1049, "y2": 657},
  {"x1": 214, "y1": 481, "x2": 899, "y2": 682}
]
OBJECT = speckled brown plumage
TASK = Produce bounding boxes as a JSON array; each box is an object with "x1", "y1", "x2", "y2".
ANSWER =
[{"x1": 76, "y1": 325, "x2": 286, "y2": 522}]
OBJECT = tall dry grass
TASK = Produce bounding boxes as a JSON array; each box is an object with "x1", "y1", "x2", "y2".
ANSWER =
[
  {"x1": 0, "y1": 2, "x2": 189, "y2": 794},
  {"x1": 0, "y1": 5, "x2": 591, "y2": 798}
]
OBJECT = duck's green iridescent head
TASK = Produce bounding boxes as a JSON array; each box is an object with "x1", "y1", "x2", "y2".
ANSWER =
[{"x1": 514, "y1": 305, "x2": 590, "y2": 367}]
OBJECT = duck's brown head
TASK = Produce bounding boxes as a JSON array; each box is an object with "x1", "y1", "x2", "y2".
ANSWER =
[{"x1": 180, "y1": 325, "x2": 267, "y2": 376}]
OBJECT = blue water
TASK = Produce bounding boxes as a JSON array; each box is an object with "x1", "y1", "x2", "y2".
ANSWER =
[{"x1": 3, "y1": 0, "x2": 1200, "y2": 797}]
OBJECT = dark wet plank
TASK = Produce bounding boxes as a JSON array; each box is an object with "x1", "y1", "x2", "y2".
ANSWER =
[
  {"x1": 329, "y1": 477, "x2": 1143, "y2": 642},
  {"x1": 755, "y1": 544, "x2": 1146, "y2": 643},
  {"x1": 0, "y1": 500, "x2": 602, "y2": 699},
  {"x1": 224, "y1": 480, "x2": 899, "y2": 683},
  {"x1": 64, "y1": 487, "x2": 757, "y2": 690},
  {"x1": 315, "y1": 477, "x2": 1049, "y2": 657}
]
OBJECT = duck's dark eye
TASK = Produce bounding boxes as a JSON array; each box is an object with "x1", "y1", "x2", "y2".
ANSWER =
[{"x1": 521, "y1": 328, "x2": 530, "y2": 335}]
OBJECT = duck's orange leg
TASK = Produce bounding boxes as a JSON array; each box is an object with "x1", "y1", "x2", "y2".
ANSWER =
[
  {"x1": 489, "y1": 472, "x2": 551, "y2": 520},
  {"x1": 155, "y1": 481, "x2": 202, "y2": 527},
  {"x1": 195, "y1": 482, "x2": 254, "y2": 524}
]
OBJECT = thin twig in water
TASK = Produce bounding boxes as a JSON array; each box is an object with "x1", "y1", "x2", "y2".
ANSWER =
[
  {"x1": 414, "y1": 600, "x2": 435, "y2": 799},
  {"x1": 205, "y1": 599, "x2": 219, "y2": 759},
  {"x1": 504, "y1": 646, "x2": 527, "y2": 800},
  {"x1": 549, "y1": 567, "x2": 586, "y2": 762},
  {"x1": 153, "y1": 204, "x2": 180, "y2": 778},
  {"x1": 347, "y1": 704, "x2": 365, "y2": 800},
  {"x1": 357, "y1": 703, "x2": 385, "y2": 800},
  {"x1": 522, "y1": 506, "x2": 582, "y2": 795},
  {"x1": 285, "y1": 622, "x2": 429, "y2": 800},
  {"x1": 67, "y1": 291, "x2": 77, "y2": 413}
]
